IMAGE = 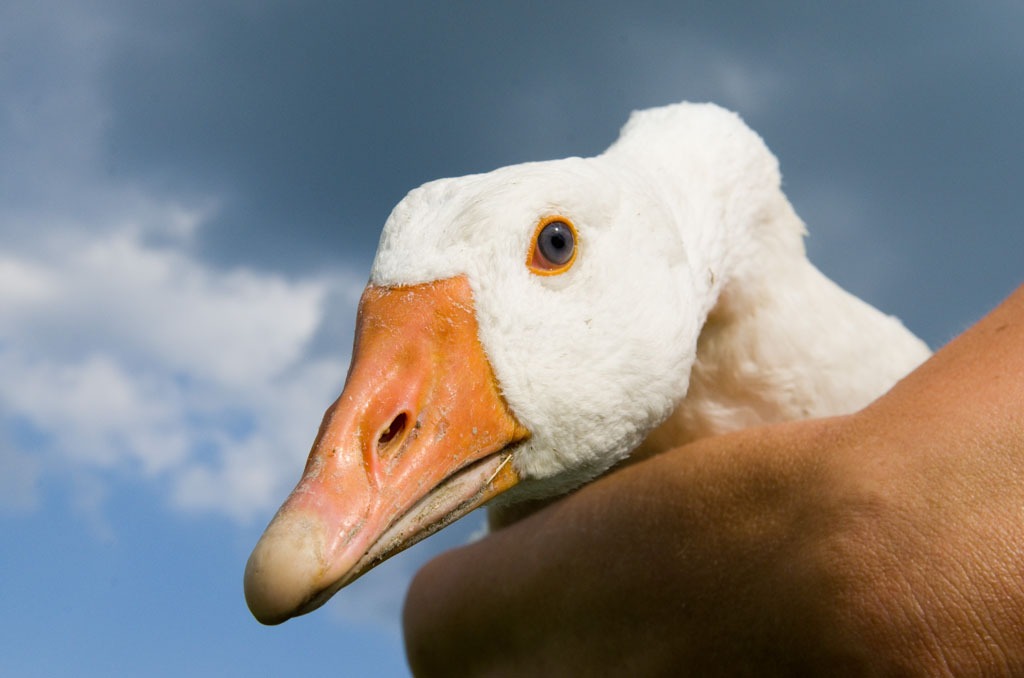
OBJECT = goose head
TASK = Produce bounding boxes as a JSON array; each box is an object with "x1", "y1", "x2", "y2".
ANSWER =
[{"x1": 244, "y1": 102, "x2": 800, "y2": 624}]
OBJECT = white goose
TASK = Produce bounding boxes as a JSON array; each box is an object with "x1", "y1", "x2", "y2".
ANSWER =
[{"x1": 244, "y1": 102, "x2": 930, "y2": 625}]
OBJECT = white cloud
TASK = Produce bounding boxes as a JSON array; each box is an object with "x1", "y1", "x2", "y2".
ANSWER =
[
  {"x1": 0, "y1": 223, "x2": 359, "y2": 521},
  {"x1": 1, "y1": 351, "x2": 185, "y2": 472},
  {"x1": 0, "y1": 258, "x2": 57, "y2": 305}
]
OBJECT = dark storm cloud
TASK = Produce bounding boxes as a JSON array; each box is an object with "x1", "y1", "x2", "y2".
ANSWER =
[
  {"x1": 95, "y1": 1, "x2": 1022, "y2": 339},
  {"x1": 99, "y1": 1, "x2": 636, "y2": 271}
]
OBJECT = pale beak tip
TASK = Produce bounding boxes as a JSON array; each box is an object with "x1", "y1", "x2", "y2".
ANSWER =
[{"x1": 244, "y1": 512, "x2": 328, "y2": 625}]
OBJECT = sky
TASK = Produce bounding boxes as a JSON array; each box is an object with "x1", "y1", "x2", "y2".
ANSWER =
[{"x1": 1, "y1": 2, "x2": 1021, "y2": 676}]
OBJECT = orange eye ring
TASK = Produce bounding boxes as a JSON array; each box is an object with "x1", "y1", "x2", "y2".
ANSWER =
[{"x1": 527, "y1": 216, "x2": 578, "y2": 276}]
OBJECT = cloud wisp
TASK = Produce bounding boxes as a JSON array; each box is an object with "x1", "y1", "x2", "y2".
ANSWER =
[{"x1": 0, "y1": 221, "x2": 362, "y2": 520}]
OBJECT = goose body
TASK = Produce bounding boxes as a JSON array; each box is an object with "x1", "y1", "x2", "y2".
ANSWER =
[{"x1": 244, "y1": 102, "x2": 930, "y2": 624}]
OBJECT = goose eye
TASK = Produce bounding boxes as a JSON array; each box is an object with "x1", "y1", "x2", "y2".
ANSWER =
[{"x1": 529, "y1": 218, "x2": 578, "y2": 275}]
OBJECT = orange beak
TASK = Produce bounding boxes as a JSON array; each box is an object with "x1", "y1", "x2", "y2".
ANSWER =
[{"x1": 243, "y1": 275, "x2": 529, "y2": 625}]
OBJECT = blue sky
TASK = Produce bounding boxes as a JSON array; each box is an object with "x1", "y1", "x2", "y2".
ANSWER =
[{"x1": 2, "y1": 2, "x2": 1022, "y2": 676}]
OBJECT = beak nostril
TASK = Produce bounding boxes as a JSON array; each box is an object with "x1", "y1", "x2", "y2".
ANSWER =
[{"x1": 377, "y1": 412, "x2": 408, "y2": 452}]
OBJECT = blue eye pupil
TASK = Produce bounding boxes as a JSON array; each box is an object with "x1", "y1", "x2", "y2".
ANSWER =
[{"x1": 538, "y1": 222, "x2": 574, "y2": 265}]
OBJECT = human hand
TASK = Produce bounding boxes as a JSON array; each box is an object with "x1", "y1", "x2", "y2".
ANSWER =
[{"x1": 403, "y1": 286, "x2": 1024, "y2": 675}]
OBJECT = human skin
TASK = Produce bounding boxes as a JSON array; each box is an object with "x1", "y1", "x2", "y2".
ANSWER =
[{"x1": 403, "y1": 285, "x2": 1024, "y2": 676}]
